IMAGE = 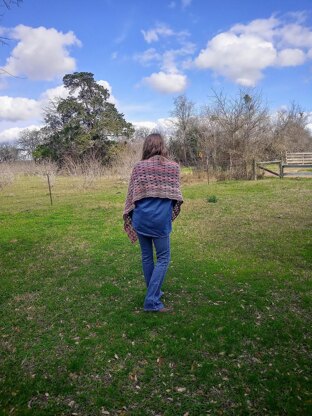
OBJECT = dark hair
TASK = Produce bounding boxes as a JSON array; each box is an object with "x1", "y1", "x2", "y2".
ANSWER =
[{"x1": 141, "y1": 133, "x2": 168, "y2": 160}]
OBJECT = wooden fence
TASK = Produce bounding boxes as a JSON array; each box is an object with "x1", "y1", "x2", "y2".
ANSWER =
[
  {"x1": 253, "y1": 152, "x2": 312, "y2": 179},
  {"x1": 285, "y1": 152, "x2": 312, "y2": 166}
]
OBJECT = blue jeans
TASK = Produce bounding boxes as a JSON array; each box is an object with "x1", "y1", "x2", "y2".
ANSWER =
[{"x1": 137, "y1": 233, "x2": 171, "y2": 311}]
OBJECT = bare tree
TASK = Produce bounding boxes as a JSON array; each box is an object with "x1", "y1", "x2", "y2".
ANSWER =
[
  {"x1": 271, "y1": 102, "x2": 312, "y2": 156},
  {"x1": 0, "y1": 1, "x2": 22, "y2": 45},
  {"x1": 200, "y1": 89, "x2": 270, "y2": 178},
  {"x1": 1, "y1": 0, "x2": 22, "y2": 9},
  {"x1": 17, "y1": 129, "x2": 43, "y2": 159},
  {"x1": 0, "y1": 143, "x2": 19, "y2": 162},
  {"x1": 0, "y1": 0, "x2": 23, "y2": 79},
  {"x1": 197, "y1": 110, "x2": 221, "y2": 171},
  {"x1": 167, "y1": 89, "x2": 312, "y2": 180},
  {"x1": 132, "y1": 126, "x2": 151, "y2": 142},
  {"x1": 170, "y1": 95, "x2": 197, "y2": 164}
]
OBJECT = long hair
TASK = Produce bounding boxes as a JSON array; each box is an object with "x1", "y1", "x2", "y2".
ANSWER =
[{"x1": 141, "y1": 133, "x2": 168, "y2": 160}]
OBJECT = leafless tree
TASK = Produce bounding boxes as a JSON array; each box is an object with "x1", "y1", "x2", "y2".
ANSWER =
[
  {"x1": 0, "y1": 142, "x2": 20, "y2": 162},
  {"x1": 0, "y1": 1, "x2": 22, "y2": 41},
  {"x1": 132, "y1": 126, "x2": 151, "y2": 142},
  {"x1": 0, "y1": 0, "x2": 23, "y2": 79},
  {"x1": 18, "y1": 129, "x2": 44, "y2": 159},
  {"x1": 170, "y1": 95, "x2": 197, "y2": 164},
  {"x1": 1, "y1": 0, "x2": 21, "y2": 9},
  {"x1": 199, "y1": 89, "x2": 270, "y2": 178},
  {"x1": 271, "y1": 102, "x2": 312, "y2": 156}
]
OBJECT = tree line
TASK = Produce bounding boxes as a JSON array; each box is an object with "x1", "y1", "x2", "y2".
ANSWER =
[
  {"x1": 166, "y1": 91, "x2": 312, "y2": 179},
  {"x1": 1, "y1": 73, "x2": 311, "y2": 180}
]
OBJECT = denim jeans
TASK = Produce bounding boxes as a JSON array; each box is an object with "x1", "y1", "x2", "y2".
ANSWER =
[{"x1": 137, "y1": 233, "x2": 171, "y2": 311}]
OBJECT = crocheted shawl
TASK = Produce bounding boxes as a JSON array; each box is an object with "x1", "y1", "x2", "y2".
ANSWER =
[{"x1": 123, "y1": 155, "x2": 183, "y2": 243}]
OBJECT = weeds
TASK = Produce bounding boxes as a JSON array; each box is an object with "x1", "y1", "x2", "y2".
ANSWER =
[{"x1": 207, "y1": 195, "x2": 217, "y2": 203}]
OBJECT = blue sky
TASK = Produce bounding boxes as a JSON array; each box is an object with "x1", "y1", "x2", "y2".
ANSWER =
[{"x1": 0, "y1": 0, "x2": 312, "y2": 141}]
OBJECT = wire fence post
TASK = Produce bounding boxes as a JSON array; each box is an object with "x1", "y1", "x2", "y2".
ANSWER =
[
  {"x1": 47, "y1": 173, "x2": 53, "y2": 206},
  {"x1": 206, "y1": 151, "x2": 210, "y2": 185}
]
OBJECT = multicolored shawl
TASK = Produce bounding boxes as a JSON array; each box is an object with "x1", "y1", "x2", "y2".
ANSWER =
[{"x1": 123, "y1": 155, "x2": 183, "y2": 243}]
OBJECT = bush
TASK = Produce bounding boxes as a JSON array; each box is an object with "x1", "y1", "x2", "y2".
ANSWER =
[{"x1": 207, "y1": 195, "x2": 217, "y2": 203}]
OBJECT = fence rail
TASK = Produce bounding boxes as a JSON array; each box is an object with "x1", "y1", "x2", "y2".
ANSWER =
[
  {"x1": 253, "y1": 160, "x2": 282, "y2": 179},
  {"x1": 253, "y1": 152, "x2": 312, "y2": 179},
  {"x1": 286, "y1": 152, "x2": 312, "y2": 165}
]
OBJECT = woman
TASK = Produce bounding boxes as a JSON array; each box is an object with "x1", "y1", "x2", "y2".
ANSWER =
[{"x1": 123, "y1": 133, "x2": 183, "y2": 312}]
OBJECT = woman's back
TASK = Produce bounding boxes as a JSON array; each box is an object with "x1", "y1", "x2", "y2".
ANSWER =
[{"x1": 132, "y1": 197, "x2": 173, "y2": 238}]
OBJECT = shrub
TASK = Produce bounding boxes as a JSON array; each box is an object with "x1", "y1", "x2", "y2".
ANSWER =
[{"x1": 207, "y1": 195, "x2": 217, "y2": 203}]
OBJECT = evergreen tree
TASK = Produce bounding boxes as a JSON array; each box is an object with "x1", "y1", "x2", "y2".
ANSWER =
[{"x1": 34, "y1": 72, "x2": 134, "y2": 165}]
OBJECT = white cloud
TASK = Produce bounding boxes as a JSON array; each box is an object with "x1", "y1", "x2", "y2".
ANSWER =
[
  {"x1": 97, "y1": 80, "x2": 118, "y2": 105},
  {"x1": 3, "y1": 25, "x2": 81, "y2": 80},
  {"x1": 40, "y1": 85, "x2": 69, "y2": 102},
  {"x1": 230, "y1": 17, "x2": 279, "y2": 41},
  {"x1": 0, "y1": 88, "x2": 66, "y2": 122},
  {"x1": 133, "y1": 121, "x2": 158, "y2": 130},
  {"x1": 136, "y1": 42, "x2": 195, "y2": 75},
  {"x1": 143, "y1": 71, "x2": 187, "y2": 93},
  {"x1": 0, "y1": 96, "x2": 41, "y2": 122},
  {"x1": 138, "y1": 22, "x2": 194, "y2": 93},
  {"x1": 156, "y1": 117, "x2": 177, "y2": 131},
  {"x1": 276, "y1": 48, "x2": 306, "y2": 66},
  {"x1": 137, "y1": 29, "x2": 194, "y2": 94},
  {"x1": 132, "y1": 117, "x2": 176, "y2": 133},
  {"x1": 135, "y1": 48, "x2": 162, "y2": 65},
  {"x1": 0, "y1": 125, "x2": 41, "y2": 143},
  {"x1": 0, "y1": 80, "x2": 118, "y2": 123},
  {"x1": 181, "y1": 58, "x2": 194, "y2": 69},
  {"x1": 161, "y1": 42, "x2": 196, "y2": 72},
  {"x1": 195, "y1": 32, "x2": 276, "y2": 86},
  {"x1": 181, "y1": 0, "x2": 192, "y2": 9},
  {"x1": 141, "y1": 24, "x2": 175, "y2": 43},
  {"x1": 161, "y1": 51, "x2": 179, "y2": 73},
  {"x1": 194, "y1": 15, "x2": 312, "y2": 86},
  {"x1": 141, "y1": 23, "x2": 189, "y2": 44},
  {"x1": 279, "y1": 23, "x2": 312, "y2": 48},
  {"x1": 41, "y1": 81, "x2": 117, "y2": 104}
]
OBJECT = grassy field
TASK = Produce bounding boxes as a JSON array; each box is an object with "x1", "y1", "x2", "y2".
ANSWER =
[{"x1": 0, "y1": 175, "x2": 311, "y2": 415}]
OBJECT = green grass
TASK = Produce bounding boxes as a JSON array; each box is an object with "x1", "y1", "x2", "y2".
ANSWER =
[{"x1": 0, "y1": 175, "x2": 311, "y2": 415}]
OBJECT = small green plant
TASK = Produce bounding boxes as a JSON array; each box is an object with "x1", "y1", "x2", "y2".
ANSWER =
[{"x1": 207, "y1": 195, "x2": 217, "y2": 203}]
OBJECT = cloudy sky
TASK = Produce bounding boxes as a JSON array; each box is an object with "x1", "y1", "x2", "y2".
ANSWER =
[{"x1": 1, "y1": 0, "x2": 312, "y2": 142}]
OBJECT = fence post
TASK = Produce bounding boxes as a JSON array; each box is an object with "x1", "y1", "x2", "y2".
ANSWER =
[
  {"x1": 279, "y1": 162, "x2": 283, "y2": 179},
  {"x1": 252, "y1": 159, "x2": 257, "y2": 180},
  {"x1": 206, "y1": 154, "x2": 210, "y2": 185},
  {"x1": 47, "y1": 173, "x2": 53, "y2": 206}
]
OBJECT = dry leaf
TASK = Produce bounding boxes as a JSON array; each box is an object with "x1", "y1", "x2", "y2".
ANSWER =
[{"x1": 157, "y1": 357, "x2": 165, "y2": 365}]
